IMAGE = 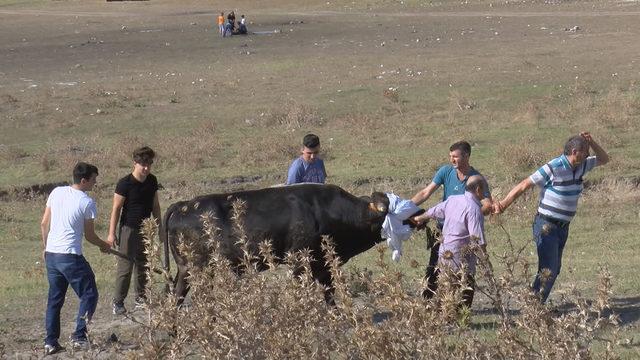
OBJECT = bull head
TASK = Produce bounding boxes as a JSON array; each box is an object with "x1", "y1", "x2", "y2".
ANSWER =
[{"x1": 366, "y1": 191, "x2": 389, "y2": 215}]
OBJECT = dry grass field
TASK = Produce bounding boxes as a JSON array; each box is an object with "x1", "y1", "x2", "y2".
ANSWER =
[{"x1": 1, "y1": 0, "x2": 640, "y2": 358}]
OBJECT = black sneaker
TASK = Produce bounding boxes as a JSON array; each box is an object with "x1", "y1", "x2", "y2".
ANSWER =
[
  {"x1": 44, "y1": 343, "x2": 65, "y2": 356},
  {"x1": 112, "y1": 301, "x2": 127, "y2": 315}
]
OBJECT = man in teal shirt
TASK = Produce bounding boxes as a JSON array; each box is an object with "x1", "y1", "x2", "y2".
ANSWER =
[{"x1": 411, "y1": 141, "x2": 493, "y2": 299}]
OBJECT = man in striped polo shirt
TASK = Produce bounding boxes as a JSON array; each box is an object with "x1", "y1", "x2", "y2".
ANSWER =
[{"x1": 495, "y1": 132, "x2": 609, "y2": 303}]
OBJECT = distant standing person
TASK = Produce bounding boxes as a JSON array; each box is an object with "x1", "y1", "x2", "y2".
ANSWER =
[
  {"x1": 494, "y1": 132, "x2": 609, "y2": 303},
  {"x1": 227, "y1": 11, "x2": 236, "y2": 32},
  {"x1": 410, "y1": 141, "x2": 493, "y2": 299},
  {"x1": 217, "y1": 12, "x2": 225, "y2": 37},
  {"x1": 109, "y1": 146, "x2": 161, "y2": 315},
  {"x1": 286, "y1": 133, "x2": 327, "y2": 185},
  {"x1": 413, "y1": 175, "x2": 488, "y2": 308},
  {"x1": 41, "y1": 162, "x2": 113, "y2": 355}
]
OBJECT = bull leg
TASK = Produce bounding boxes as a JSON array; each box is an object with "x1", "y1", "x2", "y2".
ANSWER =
[
  {"x1": 311, "y1": 260, "x2": 335, "y2": 305},
  {"x1": 288, "y1": 259, "x2": 335, "y2": 305},
  {"x1": 173, "y1": 266, "x2": 190, "y2": 307}
]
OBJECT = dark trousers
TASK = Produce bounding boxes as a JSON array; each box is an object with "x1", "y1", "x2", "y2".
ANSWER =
[
  {"x1": 113, "y1": 225, "x2": 149, "y2": 304},
  {"x1": 422, "y1": 226, "x2": 441, "y2": 299},
  {"x1": 422, "y1": 226, "x2": 476, "y2": 308},
  {"x1": 45, "y1": 253, "x2": 98, "y2": 346},
  {"x1": 424, "y1": 267, "x2": 476, "y2": 308}
]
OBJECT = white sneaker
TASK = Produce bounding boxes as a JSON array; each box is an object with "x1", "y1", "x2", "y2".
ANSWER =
[{"x1": 70, "y1": 338, "x2": 90, "y2": 351}]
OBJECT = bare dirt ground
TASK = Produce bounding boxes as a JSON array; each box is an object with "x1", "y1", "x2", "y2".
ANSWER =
[
  {"x1": 2, "y1": 0, "x2": 640, "y2": 187},
  {"x1": 2, "y1": 0, "x2": 640, "y2": 358}
]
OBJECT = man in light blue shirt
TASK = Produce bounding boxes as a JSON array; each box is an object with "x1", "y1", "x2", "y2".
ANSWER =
[
  {"x1": 286, "y1": 133, "x2": 327, "y2": 185},
  {"x1": 496, "y1": 132, "x2": 609, "y2": 303}
]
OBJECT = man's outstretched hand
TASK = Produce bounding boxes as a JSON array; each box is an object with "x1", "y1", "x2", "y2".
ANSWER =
[{"x1": 492, "y1": 201, "x2": 505, "y2": 215}]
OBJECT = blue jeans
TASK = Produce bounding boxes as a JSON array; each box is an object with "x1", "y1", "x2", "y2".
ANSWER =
[
  {"x1": 45, "y1": 252, "x2": 99, "y2": 346},
  {"x1": 531, "y1": 214, "x2": 570, "y2": 303}
]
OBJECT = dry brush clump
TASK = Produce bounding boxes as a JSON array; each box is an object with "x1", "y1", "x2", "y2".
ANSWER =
[
  {"x1": 126, "y1": 209, "x2": 622, "y2": 359},
  {"x1": 0, "y1": 144, "x2": 28, "y2": 163},
  {"x1": 382, "y1": 87, "x2": 404, "y2": 116},
  {"x1": 582, "y1": 177, "x2": 640, "y2": 206},
  {"x1": 33, "y1": 135, "x2": 135, "y2": 178},
  {"x1": 473, "y1": 226, "x2": 619, "y2": 360},
  {"x1": 448, "y1": 91, "x2": 477, "y2": 124},
  {"x1": 592, "y1": 88, "x2": 640, "y2": 130},
  {"x1": 254, "y1": 102, "x2": 324, "y2": 130},
  {"x1": 497, "y1": 137, "x2": 552, "y2": 182},
  {"x1": 559, "y1": 87, "x2": 639, "y2": 138},
  {"x1": 236, "y1": 132, "x2": 300, "y2": 168},
  {"x1": 155, "y1": 121, "x2": 222, "y2": 171},
  {"x1": 514, "y1": 102, "x2": 544, "y2": 128}
]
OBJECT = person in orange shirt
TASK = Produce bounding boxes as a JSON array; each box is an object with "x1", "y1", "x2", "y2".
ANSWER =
[{"x1": 217, "y1": 12, "x2": 225, "y2": 37}]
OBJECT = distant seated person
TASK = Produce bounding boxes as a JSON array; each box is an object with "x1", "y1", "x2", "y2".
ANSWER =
[
  {"x1": 286, "y1": 133, "x2": 327, "y2": 185},
  {"x1": 237, "y1": 14, "x2": 247, "y2": 35},
  {"x1": 234, "y1": 21, "x2": 247, "y2": 35}
]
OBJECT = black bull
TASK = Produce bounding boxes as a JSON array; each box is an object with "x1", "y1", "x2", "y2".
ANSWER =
[{"x1": 161, "y1": 184, "x2": 393, "y2": 302}]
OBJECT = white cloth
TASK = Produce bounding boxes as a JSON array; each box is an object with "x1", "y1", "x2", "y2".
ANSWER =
[
  {"x1": 380, "y1": 193, "x2": 420, "y2": 262},
  {"x1": 45, "y1": 186, "x2": 97, "y2": 255}
]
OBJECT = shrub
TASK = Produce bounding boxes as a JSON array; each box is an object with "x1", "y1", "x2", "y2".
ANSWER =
[{"x1": 117, "y1": 209, "x2": 623, "y2": 359}]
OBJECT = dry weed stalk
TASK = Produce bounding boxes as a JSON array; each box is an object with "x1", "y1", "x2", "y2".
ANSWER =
[
  {"x1": 258, "y1": 102, "x2": 323, "y2": 130},
  {"x1": 447, "y1": 90, "x2": 476, "y2": 124},
  {"x1": 383, "y1": 87, "x2": 403, "y2": 115}
]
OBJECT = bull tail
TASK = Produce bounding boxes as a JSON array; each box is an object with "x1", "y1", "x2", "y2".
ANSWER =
[{"x1": 160, "y1": 204, "x2": 176, "y2": 276}]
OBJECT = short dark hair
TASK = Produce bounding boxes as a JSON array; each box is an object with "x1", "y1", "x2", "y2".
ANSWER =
[
  {"x1": 303, "y1": 134, "x2": 320, "y2": 149},
  {"x1": 564, "y1": 135, "x2": 588, "y2": 155},
  {"x1": 133, "y1": 146, "x2": 155, "y2": 164},
  {"x1": 73, "y1": 162, "x2": 98, "y2": 184},
  {"x1": 449, "y1": 141, "x2": 471, "y2": 156}
]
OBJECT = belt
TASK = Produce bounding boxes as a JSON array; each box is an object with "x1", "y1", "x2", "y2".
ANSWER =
[{"x1": 537, "y1": 213, "x2": 570, "y2": 228}]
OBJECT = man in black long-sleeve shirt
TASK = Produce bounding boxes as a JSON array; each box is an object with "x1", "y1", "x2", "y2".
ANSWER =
[{"x1": 109, "y1": 146, "x2": 161, "y2": 315}]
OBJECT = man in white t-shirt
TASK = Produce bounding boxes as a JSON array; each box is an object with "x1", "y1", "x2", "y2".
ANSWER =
[{"x1": 40, "y1": 162, "x2": 113, "y2": 355}]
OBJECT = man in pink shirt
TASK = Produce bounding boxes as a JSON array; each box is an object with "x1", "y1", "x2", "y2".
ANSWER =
[{"x1": 413, "y1": 175, "x2": 487, "y2": 308}]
